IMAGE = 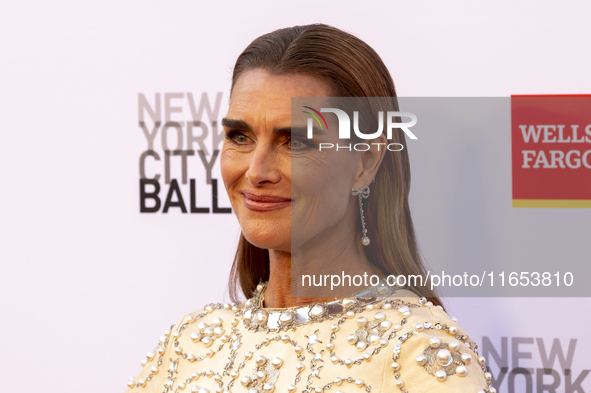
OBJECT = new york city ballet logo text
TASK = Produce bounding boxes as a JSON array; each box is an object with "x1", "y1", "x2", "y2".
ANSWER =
[{"x1": 137, "y1": 92, "x2": 232, "y2": 214}]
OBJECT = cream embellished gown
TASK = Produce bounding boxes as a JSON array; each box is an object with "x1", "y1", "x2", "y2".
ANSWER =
[{"x1": 125, "y1": 283, "x2": 494, "y2": 393}]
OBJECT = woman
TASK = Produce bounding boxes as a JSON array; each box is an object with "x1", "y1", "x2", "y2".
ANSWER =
[{"x1": 125, "y1": 24, "x2": 494, "y2": 393}]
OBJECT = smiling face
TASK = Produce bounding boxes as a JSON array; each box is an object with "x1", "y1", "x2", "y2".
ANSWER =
[{"x1": 221, "y1": 68, "x2": 370, "y2": 253}]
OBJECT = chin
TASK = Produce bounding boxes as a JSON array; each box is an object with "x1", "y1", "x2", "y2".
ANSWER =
[{"x1": 241, "y1": 224, "x2": 291, "y2": 251}]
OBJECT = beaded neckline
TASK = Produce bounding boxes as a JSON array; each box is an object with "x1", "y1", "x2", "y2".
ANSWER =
[{"x1": 239, "y1": 279, "x2": 404, "y2": 332}]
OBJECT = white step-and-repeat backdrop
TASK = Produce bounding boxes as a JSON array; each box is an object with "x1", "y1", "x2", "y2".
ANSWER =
[{"x1": 1, "y1": 1, "x2": 590, "y2": 392}]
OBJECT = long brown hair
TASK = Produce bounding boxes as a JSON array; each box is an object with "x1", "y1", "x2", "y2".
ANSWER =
[{"x1": 227, "y1": 24, "x2": 441, "y2": 307}]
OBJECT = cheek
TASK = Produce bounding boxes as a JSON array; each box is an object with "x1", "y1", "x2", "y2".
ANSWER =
[
  {"x1": 220, "y1": 149, "x2": 241, "y2": 189},
  {"x1": 220, "y1": 149, "x2": 248, "y2": 216},
  {"x1": 292, "y1": 154, "x2": 356, "y2": 221}
]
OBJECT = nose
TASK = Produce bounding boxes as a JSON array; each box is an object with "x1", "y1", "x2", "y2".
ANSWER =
[{"x1": 245, "y1": 144, "x2": 282, "y2": 186}]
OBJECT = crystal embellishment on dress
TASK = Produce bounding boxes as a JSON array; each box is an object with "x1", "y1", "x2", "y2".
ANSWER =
[
  {"x1": 126, "y1": 287, "x2": 494, "y2": 393},
  {"x1": 416, "y1": 339, "x2": 473, "y2": 382},
  {"x1": 307, "y1": 331, "x2": 320, "y2": 345},
  {"x1": 253, "y1": 310, "x2": 269, "y2": 326},
  {"x1": 239, "y1": 279, "x2": 406, "y2": 332},
  {"x1": 309, "y1": 304, "x2": 326, "y2": 320},
  {"x1": 341, "y1": 298, "x2": 357, "y2": 309},
  {"x1": 346, "y1": 312, "x2": 392, "y2": 352},
  {"x1": 278, "y1": 312, "x2": 294, "y2": 325}
]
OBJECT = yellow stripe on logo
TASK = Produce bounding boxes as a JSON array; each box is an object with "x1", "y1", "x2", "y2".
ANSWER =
[{"x1": 512, "y1": 199, "x2": 591, "y2": 208}]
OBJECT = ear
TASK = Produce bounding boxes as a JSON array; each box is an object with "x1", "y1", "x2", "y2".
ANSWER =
[{"x1": 352, "y1": 133, "x2": 388, "y2": 188}]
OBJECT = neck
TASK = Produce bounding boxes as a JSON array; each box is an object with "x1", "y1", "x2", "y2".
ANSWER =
[{"x1": 262, "y1": 232, "x2": 383, "y2": 308}]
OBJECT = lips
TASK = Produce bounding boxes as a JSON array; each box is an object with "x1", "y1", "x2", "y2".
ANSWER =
[{"x1": 241, "y1": 191, "x2": 292, "y2": 211}]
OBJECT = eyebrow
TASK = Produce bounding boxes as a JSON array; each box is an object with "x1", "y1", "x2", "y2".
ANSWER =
[
  {"x1": 221, "y1": 118, "x2": 324, "y2": 137},
  {"x1": 221, "y1": 118, "x2": 251, "y2": 131}
]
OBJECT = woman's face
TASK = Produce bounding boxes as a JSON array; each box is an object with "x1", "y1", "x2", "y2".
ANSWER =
[{"x1": 221, "y1": 69, "x2": 371, "y2": 253}]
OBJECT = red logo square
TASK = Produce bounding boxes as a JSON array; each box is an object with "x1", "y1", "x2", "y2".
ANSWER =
[{"x1": 511, "y1": 95, "x2": 591, "y2": 208}]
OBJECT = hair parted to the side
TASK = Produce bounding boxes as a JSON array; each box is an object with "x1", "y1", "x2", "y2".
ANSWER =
[{"x1": 227, "y1": 23, "x2": 441, "y2": 307}]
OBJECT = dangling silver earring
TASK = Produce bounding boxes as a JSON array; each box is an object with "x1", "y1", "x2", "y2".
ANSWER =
[{"x1": 351, "y1": 185, "x2": 370, "y2": 246}]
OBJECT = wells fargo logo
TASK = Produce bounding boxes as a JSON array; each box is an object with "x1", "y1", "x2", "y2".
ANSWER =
[{"x1": 511, "y1": 95, "x2": 591, "y2": 208}]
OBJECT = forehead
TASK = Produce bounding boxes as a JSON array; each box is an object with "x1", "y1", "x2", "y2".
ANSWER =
[{"x1": 227, "y1": 69, "x2": 331, "y2": 122}]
